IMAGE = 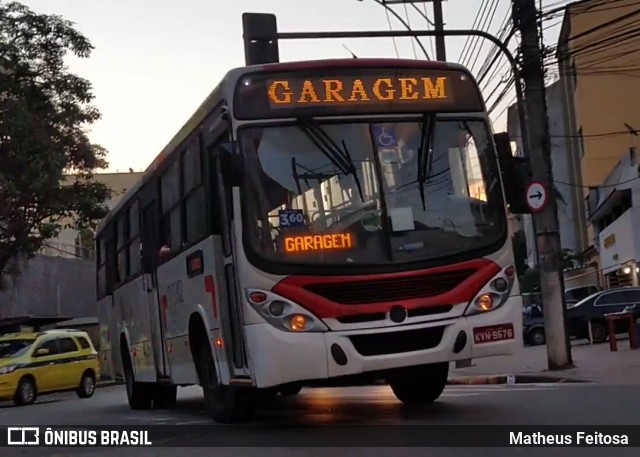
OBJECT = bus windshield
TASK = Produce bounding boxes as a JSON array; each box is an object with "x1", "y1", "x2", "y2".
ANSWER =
[{"x1": 239, "y1": 118, "x2": 506, "y2": 268}]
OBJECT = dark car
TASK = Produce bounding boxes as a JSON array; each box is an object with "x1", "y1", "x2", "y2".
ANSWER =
[
  {"x1": 523, "y1": 304, "x2": 546, "y2": 346},
  {"x1": 564, "y1": 285, "x2": 600, "y2": 306},
  {"x1": 566, "y1": 287, "x2": 640, "y2": 343}
]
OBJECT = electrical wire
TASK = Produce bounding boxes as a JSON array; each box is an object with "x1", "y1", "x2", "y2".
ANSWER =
[
  {"x1": 458, "y1": 0, "x2": 489, "y2": 65},
  {"x1": 384, "y1": 7, "x2": 400, "y2": 58},
  {"x1": 467, "y1": 0, "x2": 502, "y2": 75},
  {"x1": 402, "y1": 0, "x2": 418, "y2": 60}
]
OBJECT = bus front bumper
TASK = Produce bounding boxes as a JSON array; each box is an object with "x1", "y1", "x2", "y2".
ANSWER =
[{"x1": 244, "y1": 295, "x2": 523, "y2": 389}]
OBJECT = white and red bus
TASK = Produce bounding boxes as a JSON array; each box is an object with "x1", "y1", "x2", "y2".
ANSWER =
[{"x1": 95, "y1": 58, "x2": 526, "y2": 423}]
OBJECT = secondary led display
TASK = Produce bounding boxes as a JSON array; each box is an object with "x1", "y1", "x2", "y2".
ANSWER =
[{"x1": 284, "y1": 233, "x2": 354, "y2": 253}]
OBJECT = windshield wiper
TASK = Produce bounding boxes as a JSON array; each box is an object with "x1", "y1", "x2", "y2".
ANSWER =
[
  {"x1": 296, "y1": 118, "x2": 365, "y2": 202},
  {"x1": 417, "y1": 114, "x2": 436, "y2": 210}
]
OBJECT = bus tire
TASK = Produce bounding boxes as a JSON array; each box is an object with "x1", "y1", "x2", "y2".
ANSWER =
[
  {"x1": 122, "y1": 348, "x2": 152, "y2": 410},
  {"x1": 279, "y1": 385, "x2": 302, "y2": 396},
  {"x1": 197, "y1": 341, "x2": 256, "y2": 423},
  {"x1": 153, "y1": 385, "x2": 177, "y2": 409},
  {"x1": 388, "y1": 362, "x2": 449, "y2": 405}
]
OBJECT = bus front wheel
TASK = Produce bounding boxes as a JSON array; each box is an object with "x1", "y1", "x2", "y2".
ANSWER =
[
  {"x1": 123, "y1": 351, "x2": 152, "y2": 410},
  {"x1": 388, "y1": 362, "x2": 449, "y2": 405},
  {"x1": 197, "y1": 341, "x2": 256, "y2": 423}
]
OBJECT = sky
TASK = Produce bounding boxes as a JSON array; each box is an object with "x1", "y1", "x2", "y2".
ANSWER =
[{"x1": 18, "y1": 0, "x2": 565, "y2": 173}]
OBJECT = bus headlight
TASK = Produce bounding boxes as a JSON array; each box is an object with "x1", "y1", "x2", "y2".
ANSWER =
[
  {"x1": 246, "y1": 289, "x2": 328, "y2": 332},
  {"x1": 464, "y1": 266, "x2": 515, "y2": 316},
  {"x1": 477, "y1": 293, "x2": 495, "y2": 311},
  {"x1": 289, "y1": 315, "x2": 308, "y2": 331}
]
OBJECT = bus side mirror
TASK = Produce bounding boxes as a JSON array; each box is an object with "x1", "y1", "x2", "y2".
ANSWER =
[{"x1": 494, "y1": 132, "x2": 532, "y2": 214}]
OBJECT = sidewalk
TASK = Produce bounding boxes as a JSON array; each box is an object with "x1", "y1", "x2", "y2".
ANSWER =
[{"x1": 452, "y1": 340, "x2": 640, "y2": 384}]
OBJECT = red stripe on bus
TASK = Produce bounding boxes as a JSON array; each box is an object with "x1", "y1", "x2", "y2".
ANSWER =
[
  {"x1": 204, "y1": 275, "x2": 218, "y2": 319},
  {"x1": 272, "y1": 258, "x2": 501, "y2": 319}
]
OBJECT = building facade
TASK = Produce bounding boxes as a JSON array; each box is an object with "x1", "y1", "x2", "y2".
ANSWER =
[
  {"x1": 507, "y1": 81, "x2": 584, "y2": 268},
  {"x1": 556, "y1": 0, "x2": 640, "y2": 279}
]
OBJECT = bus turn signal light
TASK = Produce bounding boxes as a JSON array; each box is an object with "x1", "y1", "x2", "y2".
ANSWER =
[
  {"x1": 477, "y1": 294, "x2": 494, "y2": 311},
  {"x1": 289, "y1": 315, "x2": 308, "y2": 331},
  {"x1": 249, "y1": 291, "x2": 268, "y2": 304}
]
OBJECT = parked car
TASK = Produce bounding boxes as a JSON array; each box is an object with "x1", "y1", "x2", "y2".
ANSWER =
[
  {"x1": 0, "y1": 329, "x2": 100, "y2": 406},
  {"x1": 564, "y1": 285, "x2": 600, "y2": 306},
  {"x1": 523, "y1": 304, "x2": 545, "y2": 346},
  {"x1": 566, "y1": 287, "x2": 640, "y2": 343}
]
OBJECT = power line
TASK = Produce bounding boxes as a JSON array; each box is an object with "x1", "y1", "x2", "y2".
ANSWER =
[
  {"x1": 402, "y1": 1, "x2": 418, "y2": 59},
  {"x1": 383, "y1": 7, "x2": 400, "y2": 58},
  {"x1": 468, "y1": 0, "x2": 503, "y2": 75},
  {"x1": 458, "y1": 0, "x2": 489, "y2": 65}
]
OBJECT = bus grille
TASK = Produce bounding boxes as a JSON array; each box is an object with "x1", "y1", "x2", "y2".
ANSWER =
[
  {"x1": 348, "y1": 326, "x2": 446, "y2": 356},
  {"x1": 303, "y1": 269, "x2": 476, "y2": 305}
]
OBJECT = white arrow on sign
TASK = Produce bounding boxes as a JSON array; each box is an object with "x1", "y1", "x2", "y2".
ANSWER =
[{"x1": 526, "y1": 181, "x2": 547, "y2": 211}]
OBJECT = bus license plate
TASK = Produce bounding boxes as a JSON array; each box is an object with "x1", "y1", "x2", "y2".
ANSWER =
[{"x1": 473, "y1": 324, "x2": 514, "y2": 344}]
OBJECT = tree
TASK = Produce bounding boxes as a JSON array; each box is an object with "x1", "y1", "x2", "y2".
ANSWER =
[{"x1": 0, "y1": 1, "x2": 111, "y2": 287}]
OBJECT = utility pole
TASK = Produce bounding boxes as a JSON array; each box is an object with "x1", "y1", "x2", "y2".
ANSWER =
[
  {"x1": 512, "y1": 0, "x2": 572, "y2": 369},
  {"x1": 432, "y1": 0, "x2": 446, "y2": 60}
]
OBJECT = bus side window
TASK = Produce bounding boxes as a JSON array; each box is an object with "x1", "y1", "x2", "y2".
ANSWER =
[
  {"x1": 116, "y1": 212, "x2": 129, "y2": 284},
  {"x1": 210, "y1": 141, "x2": 234, "y2": 257},
  {"x1": 96, "y1": 235, "x2": 107, "y2": 299},
  {"x1": 128, "y1": 200, "x2": 141, "y2": 276},
  {"x1": 183, "y1": 137, "x2": 207, "y2": 244},
  {"x1": 160, "y1": 160, "x2": 182, "y2": 254},
  {"x1": 105, "y1": 233, "x2": 117, "y2": 295}
]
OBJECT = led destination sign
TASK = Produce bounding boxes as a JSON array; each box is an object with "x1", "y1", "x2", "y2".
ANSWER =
[
  {"x1": 234, "y1": 68, "x2": 484, "y2": 119},
  {"x1": 267, "y1": 76, "x2": 448, "y2": 108}
]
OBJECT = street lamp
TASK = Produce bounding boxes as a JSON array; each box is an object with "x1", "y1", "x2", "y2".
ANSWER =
[{"x1": 356, "y1": 0, "x2": 430, "y2": 59}]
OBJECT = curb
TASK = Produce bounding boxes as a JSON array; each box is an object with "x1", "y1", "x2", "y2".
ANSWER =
[
  {"x1": 447, "y1": 374, "x2": 592, "y2": 385},
  {"x1": 97, "y1": 380, "x2": 121, "y2": 388}
]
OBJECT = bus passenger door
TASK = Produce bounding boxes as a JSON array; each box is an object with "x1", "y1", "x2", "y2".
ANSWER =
[
  {"x1": 141, "y1": 200, "x2": 170, "y2": 379},
  {"x1": 211, "y1": 142, "x2": 252, "y2": 382}
]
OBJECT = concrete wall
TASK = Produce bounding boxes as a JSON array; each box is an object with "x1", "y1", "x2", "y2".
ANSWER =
[{"x1": 0, "y1": 255, "x2": 95, "y2": 319}]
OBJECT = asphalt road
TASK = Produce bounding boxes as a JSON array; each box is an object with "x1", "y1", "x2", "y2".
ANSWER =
[{"x1": 1, "y1": 383, "x2": 639, "y2": 456}]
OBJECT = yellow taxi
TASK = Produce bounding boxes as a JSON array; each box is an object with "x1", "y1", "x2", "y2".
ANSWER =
[{"x1": 0, "y1": 329, "x2": 100, "y2": 406}]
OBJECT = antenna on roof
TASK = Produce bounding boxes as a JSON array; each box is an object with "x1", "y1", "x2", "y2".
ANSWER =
[{"x1": 342, "y1": 44, "x2": 358, "y2": 59}]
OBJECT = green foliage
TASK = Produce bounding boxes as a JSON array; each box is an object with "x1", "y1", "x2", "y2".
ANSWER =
[{"x1": 0, "y1": 1, "x2": 111, "y2": 286}]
